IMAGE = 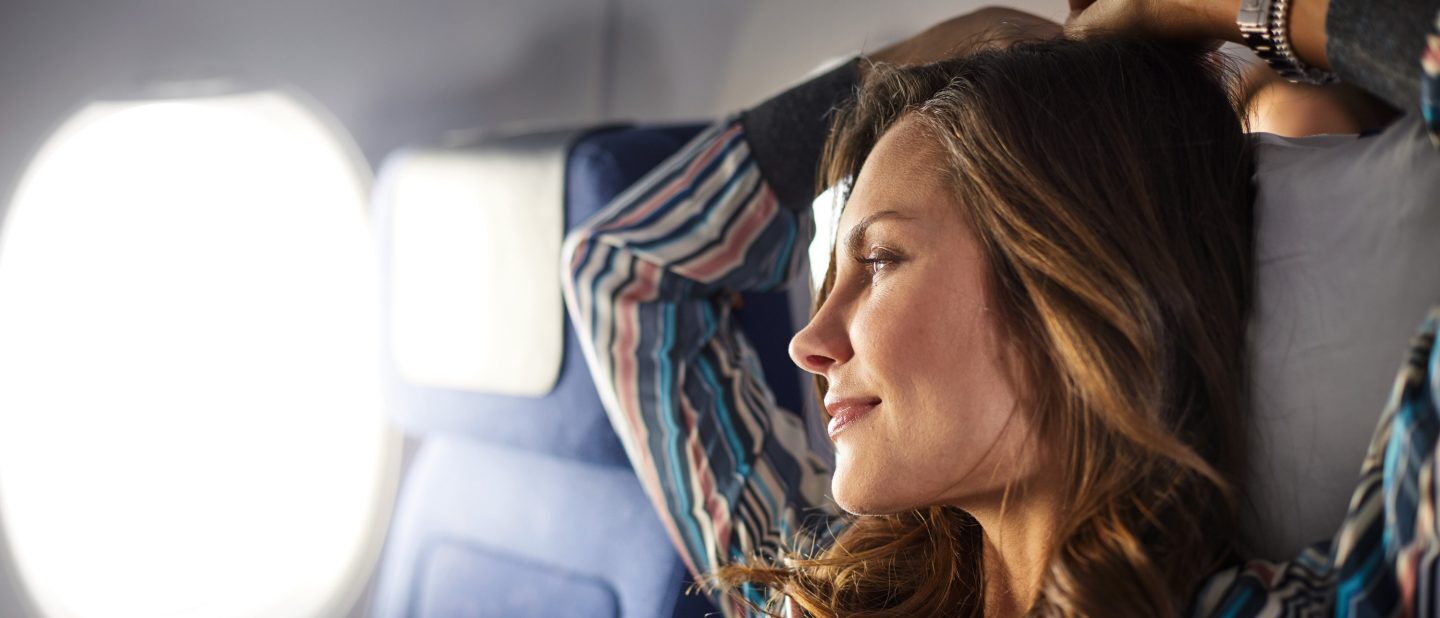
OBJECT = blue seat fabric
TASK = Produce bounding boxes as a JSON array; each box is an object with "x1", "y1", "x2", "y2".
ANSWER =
[{"x1": 375, "y1": 123, "x2": 804, "y2": 617}]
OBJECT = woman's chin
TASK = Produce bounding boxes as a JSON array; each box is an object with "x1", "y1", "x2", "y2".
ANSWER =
[{"x1": 832, "y1": 475, "x2": 908, "y2": 516}]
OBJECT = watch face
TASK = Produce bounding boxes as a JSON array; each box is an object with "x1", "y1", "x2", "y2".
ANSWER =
[{"x1": 1238, "y1": 0, "x2": 1271, "y2": 27}]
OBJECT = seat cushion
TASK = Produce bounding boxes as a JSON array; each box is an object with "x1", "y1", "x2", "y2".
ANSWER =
[
  {"x1": 414, "y1": 543, "x2": 619, "y2": 617},
  {"x1": 373, "y1": 437, "x2": 689, "y2": 617},
  {"x1": 1246, "y1": 116, "x2": 1440, "y2": 559}
]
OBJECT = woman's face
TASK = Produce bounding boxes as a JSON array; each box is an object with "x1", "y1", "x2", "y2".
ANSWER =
[{"x1": 789, "y1": 118, "x2": 1041, "y2": 515}]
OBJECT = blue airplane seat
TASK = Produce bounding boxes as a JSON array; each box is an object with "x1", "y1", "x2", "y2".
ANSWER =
[
  {"x1": 372, "y1": 122, "x2": 809, "y2": 617},
  {"x1": 566, "y1": 126, "x2": 808, "y2": 419}
]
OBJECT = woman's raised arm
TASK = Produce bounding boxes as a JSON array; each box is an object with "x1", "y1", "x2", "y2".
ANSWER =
[
  {"x1": 1067, "y1": 0, "x2": 1440, "y2": 115},
  {"x1": 560, "y1": 10, "x2": 1060, "y2": 613},
  {"x1": 559, "y1": 64, "x2": 857, "y2": 613}
]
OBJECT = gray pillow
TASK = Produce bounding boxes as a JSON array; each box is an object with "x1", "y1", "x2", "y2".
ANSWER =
[{"x1": 1246, "y1": 114, "x2": 1440, "y2": 559}]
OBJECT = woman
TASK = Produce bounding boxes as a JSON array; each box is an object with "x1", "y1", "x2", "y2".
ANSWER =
[
  {"x1": 561, "y1": 0, "x2": 1440, "y2": 614},
  {"x1": 775, "y1": 39, "x2": 1253, "y2": 616}
]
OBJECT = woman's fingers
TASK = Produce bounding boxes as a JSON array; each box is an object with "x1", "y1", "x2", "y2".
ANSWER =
[
  {"x1": 1065, "y1": 0, "x2": 1142, "y2": 37},
  {"x1": 1065, "y1": 0, "x2": 1237, "y2": 42},
  {"x1": 866, "y1": 7, "x2": 1061, "y2": 70}
]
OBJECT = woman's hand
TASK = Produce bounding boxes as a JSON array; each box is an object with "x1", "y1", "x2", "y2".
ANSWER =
[
  {"x1": 1064, "y1": 0, "x2": 1237, "y2": 42},
  {"x1": 1065, "y1": 0, "x2": 1330, "y2": 69},
  {"x1": 863, "y1": 7, "x2": 1061, "y2": 79}
]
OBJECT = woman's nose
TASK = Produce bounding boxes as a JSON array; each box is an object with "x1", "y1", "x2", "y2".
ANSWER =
[{"x1": 788, "y1": 307, "x2": 852, "y2": 376}]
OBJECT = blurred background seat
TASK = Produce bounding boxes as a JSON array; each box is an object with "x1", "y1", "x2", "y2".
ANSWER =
[{"x1": 370, "y1": 123, "x2": 810, "y2": 617}]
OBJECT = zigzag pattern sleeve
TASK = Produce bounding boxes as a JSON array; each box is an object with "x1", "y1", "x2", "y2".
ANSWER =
[{"x1": 560, "y1": 117, "x2": 842, "y2": 615}]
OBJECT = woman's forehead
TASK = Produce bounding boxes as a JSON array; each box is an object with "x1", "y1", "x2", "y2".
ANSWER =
[
  {"x1": 809, "y1": 118, "x2": 957, "y2": 286},
  {"x1": 842, "y1": 120, "x2": 953, "y2": 225}
]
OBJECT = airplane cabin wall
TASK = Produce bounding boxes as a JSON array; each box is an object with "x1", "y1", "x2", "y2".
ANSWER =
[{"x1": 607, "y1": 0, "x2": 1061, "y2": 120}]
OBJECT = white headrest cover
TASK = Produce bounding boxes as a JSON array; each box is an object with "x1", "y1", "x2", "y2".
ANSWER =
[{"x1": 380, "y1": 132, "x2": 574, "y2": 396}]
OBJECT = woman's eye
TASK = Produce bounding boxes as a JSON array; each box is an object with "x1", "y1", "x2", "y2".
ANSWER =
[
  {"x1": 854, "y1": 250, "x2": 900, "y2": 277},
  {"x1": 859, "y1": 257, "x2": 890, "y2": 275}
]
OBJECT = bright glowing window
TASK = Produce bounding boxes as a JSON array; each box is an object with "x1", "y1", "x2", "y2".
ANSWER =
[{"x1": 0, "y1": 91, "x2": 398, "y2": 618}]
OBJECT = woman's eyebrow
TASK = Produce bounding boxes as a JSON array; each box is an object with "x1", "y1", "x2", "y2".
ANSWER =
[{"x1": 843, "y1": 210, "x2": 917, "y2": 256}]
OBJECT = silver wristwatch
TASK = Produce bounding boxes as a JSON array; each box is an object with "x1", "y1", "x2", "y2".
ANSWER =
[{"x1": 1237, "y1": 0, "x2": 1336, "y2": 84}]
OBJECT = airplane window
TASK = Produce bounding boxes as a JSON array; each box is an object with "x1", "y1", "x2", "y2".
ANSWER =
[{"x1": 0, "y1": 91, "x2": 398, "y2": 617}]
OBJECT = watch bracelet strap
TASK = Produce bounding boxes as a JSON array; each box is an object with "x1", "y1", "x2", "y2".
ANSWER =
[{"x1": 1239, "y1": 0, "x2": 1337, "y2": 84}]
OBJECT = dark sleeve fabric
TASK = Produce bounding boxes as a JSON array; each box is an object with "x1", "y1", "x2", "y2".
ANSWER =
[
  {"x1": 740, "y1": 60, "x2": 859, "y2": 211},
  {"x1": 1325, "y1": 0, "x2": 1440, "y2": 112}
]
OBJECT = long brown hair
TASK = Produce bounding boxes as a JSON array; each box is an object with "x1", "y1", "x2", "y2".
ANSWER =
[{"x1": 706, "y1": 36, "x2": 1254, "y2": 616}]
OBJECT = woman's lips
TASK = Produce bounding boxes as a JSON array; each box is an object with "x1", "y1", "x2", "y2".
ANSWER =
[{"x1": 826, "y1": 399, "x2": 879, "y2": 440}]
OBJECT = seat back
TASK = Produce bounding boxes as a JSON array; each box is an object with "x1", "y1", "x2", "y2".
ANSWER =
[{"x1": 371, "y1": 125, "x2": 735, "y2": 617}]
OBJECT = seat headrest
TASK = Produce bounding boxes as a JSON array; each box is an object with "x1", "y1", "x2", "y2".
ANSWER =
[
  {"x1": 376, "y1": 129, "x2": 582, "y2": 398},
  {"x1": 1246, "y1": 117, "x2": 1440, "y2": 559}
]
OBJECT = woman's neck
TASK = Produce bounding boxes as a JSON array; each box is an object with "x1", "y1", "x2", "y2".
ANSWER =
[{"x1": 963, "y1": 476, "x2": 1064, "y2": 616}]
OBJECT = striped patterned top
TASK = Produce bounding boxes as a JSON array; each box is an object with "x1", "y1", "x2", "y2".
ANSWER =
[
  {"x1": 560, "y1": 119, "x2": 842, "y2": 617},
  {"x1": 560, "y1": 14, "x2": 1440, "y2": 617},
  {"x1": 1425, "y1": 11, "x2": 1440, "y2": 145}
]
